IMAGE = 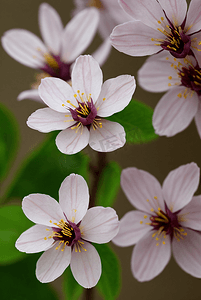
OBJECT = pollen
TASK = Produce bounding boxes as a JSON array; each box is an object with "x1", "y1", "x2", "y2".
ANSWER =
[
  {"x1": 168, "y1": 76, "x2": 172, "y2": 80},
  {"x1": 168, "y1": 83, "x2": 172, "y2": 86},
  {"x1": 144, "y1": 215, "x2": 147, "y2": 219},
  {"x1": 140, "y1": 221, "x2": 143, "y2": 224}
]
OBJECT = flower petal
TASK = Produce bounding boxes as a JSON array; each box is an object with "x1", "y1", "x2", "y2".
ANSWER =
[
  {"x1": 186, "y1": 0, "x2": 201, "y2": 34},
  {"x1": 15, "y1": 224, "x2": 53, "y2": 253},
  {"x1": 56, "y1": 126, "x2": 90, "y2": 154},
  {"x1": 95, "y1": 75, "x2": 135, "y2": 117},
  {"x1": 27, "y1": 108, "x2": 75, "y2": 133},
  {"x1": 132, "y1": 232, "x2": 171, "y2": 281},
  {"x1": 110, "y1": 21, "x2": 164, "y2": 57},
  {"x1": 91, "y1": 38, "x2": 112, "y2": 66},
  {"x1": 121, "y1": 168, "x2": 165, "y2": 213},
  {"x1": 194, "y1": 101, "x2": 201, "y2": 138},
  {"x1": 178, "y1": 196, "x2": 201, "y2": 230},
  {"x1": 153, "y1": 87, "x2": 199, "y2": 137},
  {"x1": 162, "y1": 163, "x2": 200, "y2": 213},
  {"x1": 59, "y1": 174, "x2": 89, "y2": 224},
  {"x1": 22, "y1": 194, "x2": 65, "y2": 226},
  {"x1": 36, "y1": 242, "x2": 71, "y2": 283},
  {"x1": 38, "y1": 77, "x2": 76, "y2": 113},
  {"x1": 1, "y1": 29, "x2": 47, "y2": 68},
  {"x1": 72, "y1": 55, "x2": 103, "y2": 103},
  {"x1": 17, "y1": 89, "x2": 43, "y2": 102},
  {"x1": 61, "y1": 8, "x2": 99, "y2": 63},
  {"x1": 89, "y1": 119, "x2": 125, "y2": 152},
  {"x1": 158, "y1": 0, "x2": 187, "y2": 26},
  {"x1": 38, "y1": 3, "x2": 63, "y2": 55},
  {"x1": 81, "y1": 207, "x2": 119, "y2": 243},
  {"x1": 112, "y1": 210, "x2": 152, "y2": 247},
  {"x1": 70, "y1": 241, "x2": 101, "y2": 288},
  {"x1": 172, "y1": 228, "x2": 201, "y2": 278}
]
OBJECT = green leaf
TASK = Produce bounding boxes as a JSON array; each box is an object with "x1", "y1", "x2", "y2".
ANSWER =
[
  {"x1": 63, "y1": 267, "x2": 83, "y2": 300},
  {"x1": 107, "y1": 100, "x2": 158, "y2": 144},
  {"x1": 0, "y1": 102, "x2": 19, "y2": 180},
  {"x1": 0, "y1": 205, "x2": 33, "y2": 265},
  {"x1": 5, "y1": 132, "x2": 89, "y2": 201},
  {"x1": 96, "y1": 161, "x2": 121, "y2": 207},
  {"x1": 95, "y1": 243, "x2": 121, "y2": 300},
  {"x1": 0, "y1": 254, "x2": 58, "y2": 300}
]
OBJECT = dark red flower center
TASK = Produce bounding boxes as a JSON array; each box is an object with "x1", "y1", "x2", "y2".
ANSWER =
[{"x1": 178, "y1": 64, "x2": 201, "y2": 96}]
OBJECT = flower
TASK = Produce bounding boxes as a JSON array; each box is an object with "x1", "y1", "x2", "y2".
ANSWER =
[
  {"x1": 73, "y1": 0, "x2": 132, "y2": 39},
  {"x1": 1, "y1": 3, "x2": 111, "y2": 102},
  {"x1": 110, "y1": 0, "x2": 201, "y2": 59},
  {"x1": 113, "y1": 163, "x2": 201, "y2": 282},
  {"x1": 138, "y1": 51, "x2": 201, "y2": 137},
  {"x1": 27, "y1": 55, "x2": 135, "y2": 154},
  {"x1": 15, "y1": 173, "x2": 119, "y2": 287}
]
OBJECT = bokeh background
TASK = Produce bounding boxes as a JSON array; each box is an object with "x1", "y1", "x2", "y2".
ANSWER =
[{"x1": 1, "y1": 0, "x2": 201, "y2": 299}]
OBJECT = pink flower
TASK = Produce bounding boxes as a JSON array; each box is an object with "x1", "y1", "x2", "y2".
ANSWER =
[
  {"x1": 74, "y1": 0, "x2": 132, "y2": 39},
  {"x1": 1, "y1": 3, "x2": 111, "y2": 102},
  {"x1": 138, "y1": 52, "x2": 201, "y2": 137},
  {"x1": 113, "y1": 163, "x2": 201, "y2": 281},
  {"x1": 27, "y1": 55, "x2": 135, "y2": 154},
  {"x1": 111, "y1": 0, "x2": 201, "y2": 59},
  {"x1": 15, "y1": 173, "x2": 119, "y2": 287}
]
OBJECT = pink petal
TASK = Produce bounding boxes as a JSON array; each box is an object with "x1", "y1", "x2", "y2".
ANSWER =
[
  {"x1": 98, "y1": 10, "x2": 116, "y2": 39},
  {"x1": 71, "y1": 55, "x2": 103, "y2": 103},
  {"x1": 61, "y1": 8, "x2": 99, "y2": 63},
  {"x1": 95, "y1": 75, "x2": 135, "y2": 117},
  {"x1": 106, "y1": 0, "x2": 133, "y2": 25},
  {"x1": 153, "y1": 87, "x2": 199, "y2": 137},
  {"x1": 38, "y1": 77, "x2": 76, "y2": 113},
  {"x1": 1, "y1": 29, "x2": 47, "y2": 68},
  {"x1": 36, "y1": 242, "x2": 71, "y2": 283},
  {"x1": 158, "y1": 0, "x2": 187, "y2": 26},
  {"x1": 186, "y1": 0, "x2": 201, "y2": 34},
  {"x1": 27, "y1": 108, "x2": 75, "y2": 133},
  {"x1": 172, "y1": 228, "x2": 201, "y2": 278},
  {"x1": 119, "y1": 0, "x2": 164, "y2": 29},
  {"x1": 132, "y1": 232, "x2": 171, "y2": 281},
  {"x1": 195, "y1": 101, "x2": 201, "y2": 138},
  {"x1": 15, "y1": 224, "x2": 53, "y2": 253},
  {"x1": 59, "y1": 174, "x2": 89, "y2": 224},
  {"x1": 162, "y1": 163, "x2": 200, "y2": 213},
  {"x1": 38, "y1": 3, "x2": 63, "y2": 56},
  {"x1": 56, "y1": 126, "x2": 90, "y2": 154},
  {"x1": 22, "y1": 194, "x2": 65, "y2": 226},
  {"x1": 112, "y1": 210, "x2": 152, "y2": 247},
  {"x1": 89, "y1": 119, "x2": 125, "y2": 152},
  {"x1": 110, "y1": 21, "x2": 164, "y2": 57},
  {"x1": 91, "y1": 38, "x2": 112, "y2": 66},
  {"x1": 178, "y1": 196, "x2": 201, "y2": 230},
  {"x1": 81, "y1": 207, "x2": 119, "y2": 243},
  {"x1": 121, "y1": 168, "x2": 165, "y2": 214},
  {"x1": 70, "y1": 241, "x2": 101, "y2": 288},
  {"x1": 17, "y1": 89, "x2": 43, "y2": 102}
]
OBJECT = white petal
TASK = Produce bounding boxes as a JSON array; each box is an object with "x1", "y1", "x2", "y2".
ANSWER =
[
  {"x1": 110, "y1": 21, "x2": 164, "y2": 57},
  {"x1": 132, "y1": 232, "x2": 171, "y2": 281},
  {"x1": 162, "y1": 163, "x2": 200, "y2": 213},
  {"x1": 95, "y1": 75, "x2": 135, "y2": 117},
  {"x1": 27, "y1": 108, "x2": 75, "y2": 133},
  {"x1": 70, "y1": 242, "x2": 101, "y2": 288},
  {"x1": 59, "y1": 174, "x2": 89, "y2": 224},
  {"x1": 91, "y1": 38, "x2": 112, "y2": 66},
  {"x1": 17, "y1": 89, "x2": 43, "y2": 103},
  {"x1": 172, "y1": 228, "x2": 201, "y2": 278},
  {"x1": 61, "y1": 8, "x2": 99, "y2": 63},
  {"x1": 72, "y1": 55, "x2": 103, "y2": 103},
  {"x1": 89, "y1": 119, "x2": 125, "y2": 152},
  {"x1": 2, "y1": 29, "x2": 47, "y2": 68},
  {"x1": 15, "y1": 224, "x2": 53, "y2": 253},
  {"x1": 185, "y1": 0, "x2": 201, "y2": 34},
  {"x1": 121, "y1": 168, "x2": 165, "y2": 213},
  {"x1": 195, "y1": 101, "x2": 201, "y2": 138},
  {"x1": 153, "y1": 87, "x2": 199, "y2": 137},
  {"x1": 81, "y1": 207, "x2": 119, "y2": 243},
  {"x1": 112, "y1": 210, "x2": 152, "y2": 247},
  {"x1": 98, "y1": 9, "x2": 116, "y2": 39},
  {"x1": 158, "y1": 0, "x2": 187, "y2": 26},
  {"x1": 38, "y1": 3, "x2": 63, "y2": 55},
  {"x1": 36, "y1": 242, "x2": 71, "y2": 283},
  {"x1": 22, "y1": 194, "x2": 65, "y2": 226},
  {"x1": 56, "y1": 126, "x2": 90, "y2": 154},
  {"x1": 178, "y1": 196, "x2": 201, "y2": 230},
  {"x1": 39, "y1": 77, "x2": 77, "y2": 113}
]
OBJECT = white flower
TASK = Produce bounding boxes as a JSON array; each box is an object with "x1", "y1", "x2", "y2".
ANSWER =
[
  {"x1": 15, "y1": 173, "x2": 119, "y2": 287},
  {"x1": 27, "y1": 55, "x2": 136, "y2": 154},
  {"x1": 1, "y1": 3, "x2": 111, "y2": 102}
]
